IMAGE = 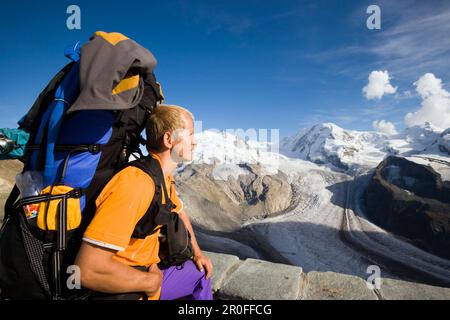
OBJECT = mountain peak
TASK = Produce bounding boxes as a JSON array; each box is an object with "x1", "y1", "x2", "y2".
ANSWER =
[
  {"x1": 304, "y1": 122, "x2": 345, "y2": 136},
  {"x1": 281, "y1": 123, "x2": 393, "y2": 171},
  {"x1": 314, "y1": 122, "x2": 343, "y2": 130}
]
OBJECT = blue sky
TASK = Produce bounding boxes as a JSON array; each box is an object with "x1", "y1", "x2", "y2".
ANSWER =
[{"x1": 0, "y1": 0, "x2": 449, "y2": 138}]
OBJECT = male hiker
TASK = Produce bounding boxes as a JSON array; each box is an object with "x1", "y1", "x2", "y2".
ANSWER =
[{"x1": 75, "y1": 104, "x2": 213, "y2": 300}]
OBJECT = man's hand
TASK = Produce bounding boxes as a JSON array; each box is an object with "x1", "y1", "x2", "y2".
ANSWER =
[
  {"x1": 145, "y1": 263, "x2": 163, "y2": 297},
  {"x1": 193, "y1": 254, "x2": 213, "y2": 280},
  {"x1": 178, "y1": 210, "x2": 213, "y2": 280}
]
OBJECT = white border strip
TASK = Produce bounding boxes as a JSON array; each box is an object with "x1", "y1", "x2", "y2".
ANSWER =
[{"x1": 82, "y1": 237, "x2": 125, "y2": 252}]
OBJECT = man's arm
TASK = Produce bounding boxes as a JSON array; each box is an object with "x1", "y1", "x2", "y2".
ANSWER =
[
  {"x1": 178, "y1": 209, "x2": 213, "y2": 279},
  {"x1": 75, "y1": 242, "x2": 162, "y2": 296}
]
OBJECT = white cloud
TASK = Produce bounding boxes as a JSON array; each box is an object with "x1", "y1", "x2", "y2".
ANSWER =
[
  {"x1": 372, "y1": 120, "x2": 398, "y2": 135},
  {"x1": 414, "y1": 73, "x2": 449, "y2": 98},
  {"x1": 363, "y1": 70, "x2": 397, "y2": 100},
  {"x1": 404, "y1": 73, "x2": 450, "y2": 130}
]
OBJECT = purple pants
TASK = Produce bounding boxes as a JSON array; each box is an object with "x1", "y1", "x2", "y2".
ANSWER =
[{"x1": 159, "y1": 259, "x2": 213, "y2": 300}]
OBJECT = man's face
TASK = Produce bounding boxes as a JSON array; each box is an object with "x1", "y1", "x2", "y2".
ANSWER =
[{"x1": 171, "y1": 114, "x2": 196, "y2": 163}]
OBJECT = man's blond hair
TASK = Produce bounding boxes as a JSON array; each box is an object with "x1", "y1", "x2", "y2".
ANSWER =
[{"x1": 145, "y1": 104, "x2": 194, "y2": 152}]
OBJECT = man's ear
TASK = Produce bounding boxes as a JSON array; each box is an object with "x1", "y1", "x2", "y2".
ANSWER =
[{"x1": 162, "y1": 131, "x2": 172, "y2": 149}]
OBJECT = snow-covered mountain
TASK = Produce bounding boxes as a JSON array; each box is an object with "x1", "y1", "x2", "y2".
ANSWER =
[
  {"x1": 280, "y1": 123, "x2": 390, "y2": 171},
  {"x1": 422, "y1": 126, "x2": 450, "y2": 154},
  {"x1": 439, "y1": 128, "x2": 450, "y2": 154},
  {"x1": 280, "y1": 122, "x2": 449, "y2": 172},
  {"x1": 182, "y1": 122, "x2": 449, "y2": 179},
  {"x1": 392, "y1": 122, "x2": 443, "y2": 155},
  {"x1": 186, "y1": 130, "x2": 283, "y2": 180}
]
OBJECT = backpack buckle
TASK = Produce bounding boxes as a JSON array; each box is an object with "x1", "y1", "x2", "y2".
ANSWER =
[
  {"x1": 70, "y1": 188, "x2": 83, "y2": 198},
  {"x1": 88, "y1": 144, "x2": 101, "y2": 154}
]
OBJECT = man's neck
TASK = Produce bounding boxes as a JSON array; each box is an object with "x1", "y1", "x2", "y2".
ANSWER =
[{"x1": 154, "y1": 150, "x2": 178, "y2": 179}]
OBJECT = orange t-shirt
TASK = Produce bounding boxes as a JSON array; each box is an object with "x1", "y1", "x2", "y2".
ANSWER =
[{"x1": 83, "y1": 152, "x2": 183, "y2": 268}]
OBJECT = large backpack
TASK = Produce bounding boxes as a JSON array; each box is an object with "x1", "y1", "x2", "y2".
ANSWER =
[{"x1": 0, "y1": 31, "x2": 164, "y2": 300}]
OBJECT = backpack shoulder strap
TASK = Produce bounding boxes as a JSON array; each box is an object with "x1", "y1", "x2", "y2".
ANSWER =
[
  {"x1": 126, "y1": 156, "x2": 174, "y2": 239},
  {"x1": 128, "y1": 156, "x2": 168, "y2": 199}
]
